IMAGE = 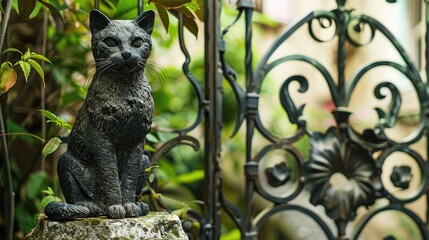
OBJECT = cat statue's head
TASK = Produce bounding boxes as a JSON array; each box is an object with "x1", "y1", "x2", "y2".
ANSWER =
[{"x1": 89, "y1": 9, "x2": 155, "y2": 74}]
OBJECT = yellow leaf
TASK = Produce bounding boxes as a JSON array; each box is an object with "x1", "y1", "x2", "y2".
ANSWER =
[{"x1": 0, "y1": 68, "x2": 17, "y2": 94}]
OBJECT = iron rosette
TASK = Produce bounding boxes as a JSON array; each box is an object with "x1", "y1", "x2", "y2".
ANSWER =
[{"x1": 303, "y1": 126, "x2": 383, "y2": 222}]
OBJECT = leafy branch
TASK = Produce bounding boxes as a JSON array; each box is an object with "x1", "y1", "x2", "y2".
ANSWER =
[
  {"x1": 40, "y1": 187, "x2": 62, "y2": 208},
  {"x1": 39, "y1": 110, "x2": 72, "y2": 130},
  {"x1": 38, "y1": 109, "x2": 73, "y2": 160},
  {"x1": 150, "y1": 0, "x2": 202, "y2": 38},
  {"x1": 0, "y1": 48, "x2": 52, "y2": 95},
  {"x1": 17, "y1": 0, "x2": 64, "y2": 23}
]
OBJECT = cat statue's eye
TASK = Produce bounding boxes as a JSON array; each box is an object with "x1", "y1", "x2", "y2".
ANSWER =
[
  {"x1": 131, "y1": 38, "x2": 144, "y2": 48},
  {"x1": 104, "y1": 38, "x2": 118, "y2": 47}
]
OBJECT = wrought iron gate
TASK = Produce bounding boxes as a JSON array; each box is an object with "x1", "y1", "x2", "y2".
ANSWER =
[{"x1": 155, "y1": 0, "x2": 429, "y2": 239}]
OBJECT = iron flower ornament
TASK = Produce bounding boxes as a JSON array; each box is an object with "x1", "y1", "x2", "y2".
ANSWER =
[{"x1": 303, "y1": 128, "x2": 383, "y2": 222}]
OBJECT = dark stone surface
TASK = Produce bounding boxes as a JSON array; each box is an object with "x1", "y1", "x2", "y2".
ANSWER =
[
  {"x1": 45, "y1": 9, "x2": 156, "y2": 220},
  {"x1": 26, "y1": 212, "x2": 188, "y2": 240}
]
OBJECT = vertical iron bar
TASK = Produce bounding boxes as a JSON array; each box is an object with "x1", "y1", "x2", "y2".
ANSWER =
[
  {"x1": 337, "y1": 10, "x2": 347, "y2": 106},
  {"x1": 204, "y1": 0, "x2": 222, "y2": 238},
  {"x1": 242, "y1": 1, "x2": 256, "y2": 239},
  {"x1": 244, "y1": 10, "x2": 253, "y2": 90},
  {"x1": 425, "y1": 0, "x2": 429, "y2": 230},
  {"x1": 94, "y1": 0, "x2": 99, "y2": 10},
  {"x1": 138, "y1": 0, "x2": 143, "y2": 15}
]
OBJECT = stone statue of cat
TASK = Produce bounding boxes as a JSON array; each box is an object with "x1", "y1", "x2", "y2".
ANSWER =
[{"x1": 45, "y1": 9, "x2": 155, "y2": 220}]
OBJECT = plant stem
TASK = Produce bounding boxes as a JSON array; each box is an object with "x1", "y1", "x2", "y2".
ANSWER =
[
  {"x1": 0, "y1": 132, "x2": 45, "y2": 143},
  {"x1": 0, "y1": 104, "x2": 14, "y2": 240},
  {"x1": 0, "y1": 0, "x2": 11, "y2": 52},
  {"x1": 41, "y1": 11, "x2": 48, "y2": 170},
  {"x1": 0, "y1": 0, "x2": 15, "y2": 239}
]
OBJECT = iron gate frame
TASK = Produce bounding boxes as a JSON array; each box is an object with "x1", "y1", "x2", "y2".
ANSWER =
[{"x1": 192, "y1": 0, "x2": 429, "y2": 239}]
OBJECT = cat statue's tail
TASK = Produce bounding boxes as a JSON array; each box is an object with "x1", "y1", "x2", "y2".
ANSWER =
[{"x1": 44, "y1": 202, "x2": 90, "y2": 220}]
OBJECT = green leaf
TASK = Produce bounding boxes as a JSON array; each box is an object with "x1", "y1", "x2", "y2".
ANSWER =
[
  {"x1": 41, "y1": 187, "x2": 54, "y2": 195},
  {"x1": 170, "y1": 8, "x2": 199, "y2": 38},
  {"x1": 39, "y1": 109, "x2": 57, "y2": 121},
  {"x1": 26, "y1": 171, "x2": 49, "y2": 199},
  {"x1": 0, "y1": 68, "x2": 17, "y2": 94},
  {"x1": 194, "y1": 0, "x2": 204, "y2": 21},
  {"x1": 18, "y1": 61, "x2": 31, "y2": 81},
  {"x1": 18, "y1": 0, "x2": 37, "y2": 19},
  {"x1": 40, "y1": 195, "x2": 61, "y2": 208},
  {"x1": 7, "y1": 119, "x2": 35, "y2": 144},
  {"x1": 115, "y1": 0, "x2": 137, "y2": 19},
  {"x1": 146, "y1": 133, "x2": 159, "y2": 142},
  {"x1": 15, "y1": 203, "x2": 37, "y2": 235},
  {"x1": 175, "y1": 170, "x2": 204, "y2": 184},
  {"x1": 102, "y1": 0, "x2": 117, "y2": 12},
  {"x1": 1, "y1": 62, "x2": 12, "y2": 70},
  {"x1": 27, "y1": 59, "x2": 45, "y2": 86},
  {"x1": 36, "y1": 0, "x2": 64, "y2": 23},
  {"x1": 184, "y1": 0, "x2": 200, "y2": 11},
  {"x1": 42, "y1": 137, "x2": 62, "y2": 159},
  {"x1": 2, "y1": 48, "x2": 23, "y2": 55},
  {"x1": 155, "y1": 3, "x2": 169, "y2": 33},
  {"x1": 220, "y1": 229, "x2": 241, "y2": 240},
  {"x1": 39, "y1": 109, "x2": 72, "y2": 130},
  {"x1": 175, "y1": 5, "x2": 195, "y2": 18},
  {"x1": 144, "y1": 144, "x2": 157, "y2": 152},
  {"x1": 30, "y1": 53, "x2": 52, "y2": 64},
  {"x1": 182, "y1": 13, "x2": 198, "y2": 37},
  {"x1": 152, "y1": 0, "x2": 192, "y2": 8},
  {"x1": 22, "y1": 49, "x2": 31, "y2": 60},
  {"x1": 144, "y1": 165, "x2": 159, "y2": 173},
  {"x1": 148, "y1": 174, "x2": 155, "y2": 183}
]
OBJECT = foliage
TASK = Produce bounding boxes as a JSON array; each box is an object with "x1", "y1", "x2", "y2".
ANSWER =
[
  {"x1": 39, "y1": 109, "x2": 72, "y2": 130},
  {"x1": 0, "y1": 48, "x2": 51, "y2": 94},
  {"x1": 17, "y1": 0, "x2": 64, "y2": 22},
  {"x1": 40, "y1": 187, "x2": 62, "y2": 208},
  {"x1": 41, "y1": 137, "x2": 62, "y2": 160}
]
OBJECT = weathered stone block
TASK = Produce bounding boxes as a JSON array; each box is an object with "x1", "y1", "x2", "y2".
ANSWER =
[{"x1": 26, "y1": 212, "x2": 188, "y2": 240}]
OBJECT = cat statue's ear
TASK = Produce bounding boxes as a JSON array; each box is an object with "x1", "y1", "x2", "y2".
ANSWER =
[
  {"x1": 90, "y1": 10, "x2": 111, "y2": 34},
  {"x1": 135, "y1": 10, "x2": 155, "y2": 35}
]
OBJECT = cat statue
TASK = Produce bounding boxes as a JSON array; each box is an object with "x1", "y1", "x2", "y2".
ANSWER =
[{"x1": 45, "y1": 9, "x2": 155, "y2": 220}]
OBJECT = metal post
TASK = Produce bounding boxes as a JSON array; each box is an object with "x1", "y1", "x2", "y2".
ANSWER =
[
  {"x1": 138, "y1": 0, "x2": 143, "y2": 15},
  {"x1": 424, "y1": 0, "x2": 429, "y2": 231},
  {"x1": 239, "y1": 0, "x2": 257, "y2": 238},
  {"x1": 204, "y1": 0, "x2": 222, "y2": 238}
]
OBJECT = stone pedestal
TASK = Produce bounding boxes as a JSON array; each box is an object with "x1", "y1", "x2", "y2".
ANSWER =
[{"x1": 26, "y1": 212, "x2": 188, "y2": 240}]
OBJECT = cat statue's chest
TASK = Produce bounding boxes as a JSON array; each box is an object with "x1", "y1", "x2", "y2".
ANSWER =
[{"x1": 86, "y1": 74, "x2": 153, "y2": 145}]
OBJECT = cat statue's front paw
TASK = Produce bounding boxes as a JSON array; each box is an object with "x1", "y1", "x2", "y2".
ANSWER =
[
  {"x1": 107, "y1": 204, "x2": 126, "y2": 219},
  {"x1": 136, "y1": 202, "x2": 149, "y2": 216},
  {"x1": 123, "y1": 203, "x2": 141, "y2": 217},
  {"x1": 77, "y1": 201, "x2": 104, "y2": 217}
]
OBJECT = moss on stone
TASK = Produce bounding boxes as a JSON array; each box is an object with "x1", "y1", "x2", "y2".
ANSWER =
[{"x1": 26, "y1": 212, "x2": 188, "y2": 240}]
